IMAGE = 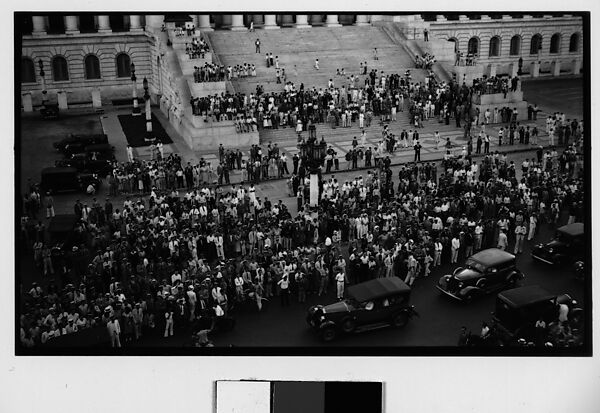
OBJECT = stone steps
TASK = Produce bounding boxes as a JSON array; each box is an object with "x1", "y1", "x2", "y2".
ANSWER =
[{"x1": 207, "y1": 26, "x2": 422, "y2": 95}]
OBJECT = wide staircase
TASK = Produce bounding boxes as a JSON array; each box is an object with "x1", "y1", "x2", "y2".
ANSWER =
[
  {"x1": 207, "y1": 26, "x2": 431, "y2": 95},
  {"x1": 157, "y1": 26, "x2": 258, "y2": 150}
]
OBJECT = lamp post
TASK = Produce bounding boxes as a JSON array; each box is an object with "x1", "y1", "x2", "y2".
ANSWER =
[
  {"x1": 297, "y1": 135, "x2": 326, "y2": 207},
  {"x1": 38, "y1": 59, "x2": 47, "y2": 106},
  {"x1": 131, "y1": 62, "x2": 141, "y2": 116},
  {"x1": 142, "y1": 77, "x2": 153, "y2": 142}
]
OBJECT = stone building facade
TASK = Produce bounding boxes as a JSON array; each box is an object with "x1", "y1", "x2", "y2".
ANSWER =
[{"x1": 18, "y1": 13, "x2": 584, "y2": 109}]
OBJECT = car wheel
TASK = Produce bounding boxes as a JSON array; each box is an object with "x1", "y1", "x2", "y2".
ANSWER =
[
  {"x1": 341, "y1": 318, "x2": 356, "y2": 333},
  {"x1": 392, "y1": 312, "x2": 409, "y2": 328},
  {"x1": 321, "y1": 327, "x2": 337, "y2": 342}
]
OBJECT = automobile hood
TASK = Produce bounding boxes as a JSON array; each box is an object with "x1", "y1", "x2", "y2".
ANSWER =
[
  {"x1": 454, "y1": 269, "x2": 481, "y2": 281},
  {"x1": 323, "y1": 301, "x2": 354, "y2": 313}
]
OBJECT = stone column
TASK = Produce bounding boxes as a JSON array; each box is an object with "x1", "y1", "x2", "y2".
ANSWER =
[
  {"x1": 572, "y1": 58, "x2": 581, "y2": 75},
  {"x1": 325, "y1": 15, "x2": 342, "y2": 27},
  {"x1": 57, "y1": 91, "x2": 68, "y2": 110},
  {"x1": 145, "y1": 15, "x2": 164, "y2": 30},
  {"x1": 295, "y1": 15, "x2": 311, "y2": 28},
  {"x1": 531, "y1": 61, "x2": 540, "y2": 77},
  {"x1": 21, "y1": 92, "x2": 33, "y2": 112},
  {"x1": 230, "y1": 14, "x2": 245, "y2": 30},
  {"x1": 198, "y1": 15, "x2": 213, "y2": 31},
  {"x1": 129, "y1": 15, "x2": 143, "y2": 32},
  {"x1": 97, "y1": 15, "x2": 112, "y2": 32},
  {"x1": 263, "y1": 14, "x2": 280, "y2": 29},
  {"x1": 551, "y1": 61, "x2": 561, "y2": 76},
  {"x1": 355, "y1": 15, "x2": 370, "y2": 26},
  {"x1": 64, "y1": 15, "x2": 79, "y2": 34},
  {"x1": 32, "y1": 16, "x2": 47, "y2": 36}
]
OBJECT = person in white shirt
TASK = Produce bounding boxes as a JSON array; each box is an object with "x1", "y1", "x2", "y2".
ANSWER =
[
  {"x1": 107, "y1": 316, "x2": 121, "y2": 348},
  {"x1": 433, "y1": 240, "x2": 443, "y2": 267},
  {"x1": 451, "y1": 235, "x2": 460, "y2": 263},
  {"x1": 335, "y1": 270, "x2": 346, "y2": 300}
]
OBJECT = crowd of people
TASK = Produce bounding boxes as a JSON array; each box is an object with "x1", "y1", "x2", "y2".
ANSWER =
[
  {"x1": 185, "y1": 37, "x2": 210, "y2": 59},
  {"x1": 415, "y1": 53, "x2": 436, "y2": 70},
  {"x1": 18, "y1": 117, "x2": 584, "y2": 347},
  {"x1": 17, "y1": 28, "x2": 587, "y2": 349}
]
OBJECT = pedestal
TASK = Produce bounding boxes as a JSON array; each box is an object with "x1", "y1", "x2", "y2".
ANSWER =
[
  {"x1": 309, "y1": 173, "x2": 319, "y2": 207},
  {"x1": 21, "y1": 92, "x2": 33, "y2": 112},
  {"x1": 531, "y1": 62, "x2": 540, "y2": 78},
  {"x1": 508, "y1": 63, "x2": 518, "y2": 77},
  {"x1": 57, "y1": 91, "x2": 68, "y2": 110},
  {"x1": 551, "y1": 61, "x2": 561, "y2": 77},
  {"x1": 91, "y1": 88, "x2": 102, "y2": 108},
  {"x1": 572, "y1": 59, "x2": 581, "y2": 75}
]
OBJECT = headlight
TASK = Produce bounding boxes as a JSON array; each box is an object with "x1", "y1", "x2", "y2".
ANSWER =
[
  {"x1": 445, "y1": 276, "x2": 451, "y2": 281},
  {"x1": 458, "y1": 282, "x2": 464, "y2": 288},
  {"x1": 320, "y1": 316, "x2": 325, "y2": 321},
  {"x1": 547, "y1": 248, "x2": 553, "y2": 254}
]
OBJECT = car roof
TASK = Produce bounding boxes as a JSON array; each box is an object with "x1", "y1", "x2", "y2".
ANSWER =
[
  {"x1": 497, "y1": 285, "x2": 556, "y2": 308},
  {"x1": 41, "y1": 167, "x2": 78, "y2": 175},
  {"x1": 557, "y1": 223, "x2": 584, "y2": 237},
  {"x1": 347, "y1": 277, "x2": 410, "y2": 302},
  {"x1": 84, "y1": 143, "x2": 113, "y2": 151},
  {"x1": 469, "y1": 248, "x2": 515, "y2": 266}
]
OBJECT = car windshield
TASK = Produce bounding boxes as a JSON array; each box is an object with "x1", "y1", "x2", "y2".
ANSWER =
[
  {"x1": 555, "y1": 231, "x2": 572, "y2": 244},
  {"x1": 465, "y1": 259, "x2": 485, "y2": 273}
]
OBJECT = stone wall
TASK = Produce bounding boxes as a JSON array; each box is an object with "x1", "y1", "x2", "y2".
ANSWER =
[
  {"x1": 426, "y1": 15, "x2": 583, "y2": 73},
  {"x1": 21, "y1": 32, "x2": 155, "y2": 107}
]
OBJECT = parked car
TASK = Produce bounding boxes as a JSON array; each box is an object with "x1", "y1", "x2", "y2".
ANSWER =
[
  {"x1": 53, "y1": 133, "x2": 108, "y2": 153},
  {"x1": 40, "y1": 167, "x2": 101, "y2": 194},
  {"x1": 56, "y1": 154, "x2": 114, "y2": 176},
  {"x1": 437, "y1": 248, "x2": 524, "y2": 302},
  {"x1": 492, "y1": 285, "x2": 583, "y2": 345},
  {"x1": 307, "y1": 277, "x2": 418, "y2": 342},
  {"x1": 531, "y1": 223, "x2": 585, "y2": 265}
]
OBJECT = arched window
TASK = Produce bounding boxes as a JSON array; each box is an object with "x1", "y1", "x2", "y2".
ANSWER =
[
  {"x1": 530, "y1": 34, "x2": 542, "y2": 55},
  {"x1": 84, "y1": 54, "x2": 101, "y2": 79},
  {"x1": 467, "y1": 37, "x2": 479, "y2": 55},
  {"x1": 569, "y1": 33, "x2": 579, "y2": 52},
  {"x1": 447, "y1": 38, "x2": 458, "y2": 52},
  {"x1": 489, "y1": 36, "x2": 501, "y2": 57},
  {"x1": 509, "y1": 35, "x2": 521, "y2": 56},
  {"x1": 550, "y1": 33, "x2": 561, "y2": 53},
  {"x1": 116, "y1": 53, "x2": 131, "y2": 78},
  {"x1": 52, "y1": 56, "x2": 69, "y2": 81},
  {"x1": 21, "y1": 57, "x2": 36, "y2": 83}
]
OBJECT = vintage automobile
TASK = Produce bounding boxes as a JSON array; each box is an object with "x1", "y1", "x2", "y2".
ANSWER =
[
  {"x1": 307, "y1": 277, "x2": 418, "y2": 342},
  {"x1": 53, "y1": 133, "x2": 108, "y2": 153},
  {"x1": 492, "y1": 285, "x2": 583, "y2": 345},
  {"x1": 56, "y1": 153, "x2": 114, "y2": 176},
  {"x1": 65, "y1": 143, "x2": 116, "y2": 161},
  {"x1": 40, "y1": 167, "x2": 101, "y2": 194},
  {"x1": 437, "y1": 248, "x2": 524, "y2": 302},
  {"x1": 531, "y1": 223, "x2": 585, "y2": 265}
]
